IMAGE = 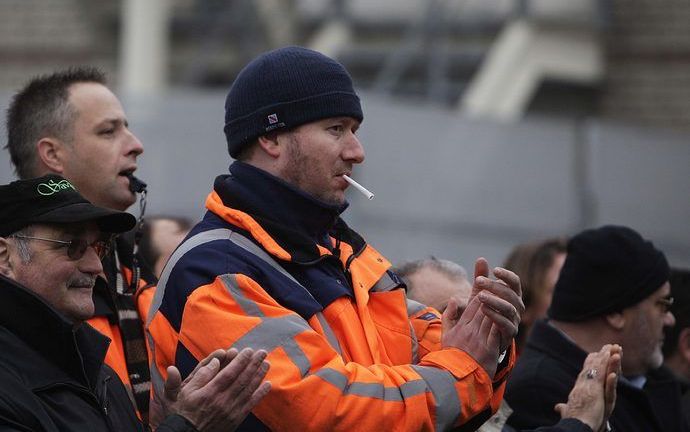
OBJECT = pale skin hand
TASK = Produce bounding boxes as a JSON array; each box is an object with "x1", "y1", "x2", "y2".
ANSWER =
[
  {"x1": 149, "y1": 348, "x2": 228, "y2": 429},
  {"x1": 149, "y1": 347, "x2": 272, "y2": 432},
  {"x1": 555, "y1": 344, "x2": 622, "y2": 432},
  {"x1": 471, "y1": 258, "x2": 525, "y2": 353},
  {"x1": 442, "y1": 294, "x2": 502, "y2": 379},
  {"x1": 441, "y1": 258, "x2": 524, "y2": 379}
]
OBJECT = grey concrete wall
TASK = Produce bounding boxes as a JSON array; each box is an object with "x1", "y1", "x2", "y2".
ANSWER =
[
  {"x1": 357, "y1": 94, "x2": 690, "y2": 271},
  {"x1": 1, "y1": 90, "x2": 688, "y2": 272}
]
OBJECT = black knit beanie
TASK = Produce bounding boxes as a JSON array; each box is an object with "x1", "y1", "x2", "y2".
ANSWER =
[
  {"x1": 548, "y1": 225, "x2": 670, "y2": 322},
  {"x1": 223, "y1": 46, "x2": 364, "y2": 158}
]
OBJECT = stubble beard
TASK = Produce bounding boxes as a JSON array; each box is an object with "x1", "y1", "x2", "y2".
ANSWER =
[{"x1": 282, "y1": 134, "x2": 343, "y2": 206}]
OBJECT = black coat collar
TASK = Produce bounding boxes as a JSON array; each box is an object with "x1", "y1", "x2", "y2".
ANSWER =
[
  {"x1": 526, "y1": 319, "x2": 587, "y2": 373},
  {"x1": 0, "y1": 274, "x2": 109, "y2": 390}
]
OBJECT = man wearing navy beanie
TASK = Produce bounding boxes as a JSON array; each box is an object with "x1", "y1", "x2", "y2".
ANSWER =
[
  {"x1": 223, "y1": 46, "x2": 364, "y2": 159},
  {"x1": 148, "y1": 46, "x2": 527, "y2": 431},
  {"x1": 506, "y1": 225, "x2": 689, "y2": 432}
]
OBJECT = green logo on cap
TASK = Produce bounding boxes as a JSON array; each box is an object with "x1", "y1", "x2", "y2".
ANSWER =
[{"x1": 37, "y1": 179, "x2": 76, "y2": 196}]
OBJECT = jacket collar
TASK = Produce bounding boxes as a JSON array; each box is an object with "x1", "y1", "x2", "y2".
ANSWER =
[
  {"x1": 212, "y1": 161, "x2": 365, "y2": 263},
  {"x1": 0, "y1": 274, "x2": 109, "y2": 389},
  {"x1": 526, "y1": 319, "x2": 587, "y2": 372}
]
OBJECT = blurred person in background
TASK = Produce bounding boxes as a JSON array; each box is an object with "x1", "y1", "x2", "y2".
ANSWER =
[
  {"x1": 660, "y1": 268, "x2": 690, "y2": 425},
  {"x1": 394, "y1": 256, "x2": 472, "y2": 313},
  {"x1": 148, "y1": 46, "x2": 525, "y2": 431},
  {"x1": 505, "y1": 225, "x2": 688, "y2": 432},
  {"x1": 0, "y1": 175, "x2": 271, "y2": 432},
  {"x1": 504, "y1": 238, "x2": 567, "y2": 353},
  {"x1": 138, "y1": 216, "x2": 192, "y2": 278}
]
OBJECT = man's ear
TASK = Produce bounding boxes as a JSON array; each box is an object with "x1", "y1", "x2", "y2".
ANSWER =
[
  {"x1": 0, "y1": 237, "x2": 14, "y2": 278},
  {"x1": 257, "y1": 133, "x2": 282, "y2": 158},
  {"x1": 36, "y1": 137, "x2": 67, "y2": 174},
  {"x1": 605, "y1": 311, "x2": 626, "y2": 330}
]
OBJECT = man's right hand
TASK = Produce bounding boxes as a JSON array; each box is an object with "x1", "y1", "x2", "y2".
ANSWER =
[
  {"x1": 153, "y1": 347, "x2": 271, "y2": 432},
  {"x1": 554, "y1": 344, "x2": 622, "y2": 432}
]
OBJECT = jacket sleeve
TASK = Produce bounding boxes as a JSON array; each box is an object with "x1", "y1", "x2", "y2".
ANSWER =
[
  {"x1": 408, "y1": 296, "x2": 516, "y2": 418},
  {"x1": 159, "y1": 272, "x2": 505, "y2": 432}
]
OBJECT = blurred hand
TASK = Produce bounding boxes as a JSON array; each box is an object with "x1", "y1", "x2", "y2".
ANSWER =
[
  {"x1": 150, "y1": 347, "x2": 271, "y2": 432},
  {"x1": 555, "y1": 344, "x2": 622, "y2": 432}
]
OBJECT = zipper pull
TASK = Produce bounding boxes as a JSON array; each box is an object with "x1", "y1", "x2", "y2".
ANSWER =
[{"x1": 101, "y1": 375, "x2": 111, "y2": 416}]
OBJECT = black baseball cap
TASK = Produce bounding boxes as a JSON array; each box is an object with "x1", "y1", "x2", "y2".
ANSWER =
[{"x1": 0, "y1": 174, "x2": 136, "y2": 236}]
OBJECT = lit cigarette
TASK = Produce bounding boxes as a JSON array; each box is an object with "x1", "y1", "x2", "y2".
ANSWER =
[{"x1": 343, "y1": 175, "x2": 374, "y2": 200}]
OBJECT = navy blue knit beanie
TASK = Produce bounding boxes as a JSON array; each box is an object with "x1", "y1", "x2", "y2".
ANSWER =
[
  {"x1": 548, "y1": 225, "x2": 670, "y2": 322},
  {"x1": 224, "y1": 46, "x2": 363, "y2": 158}
]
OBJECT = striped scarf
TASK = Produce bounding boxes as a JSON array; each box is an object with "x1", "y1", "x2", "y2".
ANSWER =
[{"x1": 103, "y1": 247, "x2": 152, "y2": 424}]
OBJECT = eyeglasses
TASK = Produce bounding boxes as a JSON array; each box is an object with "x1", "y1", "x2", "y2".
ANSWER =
[
  {"x1": 11, "y1": 235, "x2": 111, "y2": 260},
  {"x1": 655, "y1": 296, "x2": 674, "y2": 313}
]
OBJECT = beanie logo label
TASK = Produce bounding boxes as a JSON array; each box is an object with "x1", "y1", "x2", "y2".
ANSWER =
[
  {"x1": 37, "y1": 179, "x2": 75, "y2": 196},
  {"x1": 265, "y1": 113, "x2": 286, "y2": 132}
]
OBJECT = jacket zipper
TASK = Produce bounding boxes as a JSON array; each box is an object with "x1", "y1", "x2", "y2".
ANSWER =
[{"x1": 38, "y1": 381, "x2": 115, "y2": 430}]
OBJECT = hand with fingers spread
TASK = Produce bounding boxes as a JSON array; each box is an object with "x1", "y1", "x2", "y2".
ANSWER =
[
  {"x1": 554, "y1": 344, "x2": 622, "y2": 432},
  {"x1": 471, "y1": 257, "x2": 525, "y2": 353},
  {"x1": 150, "y1": 348, "x2": 234, "y2": 428},
  {"x1": 150, "y1": 347, "x2": 271, "y2": 432}
]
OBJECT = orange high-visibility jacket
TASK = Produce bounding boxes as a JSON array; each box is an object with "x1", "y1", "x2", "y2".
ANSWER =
[{"x1": 147, "y1": 163, "x2": 514, "y2": 431}]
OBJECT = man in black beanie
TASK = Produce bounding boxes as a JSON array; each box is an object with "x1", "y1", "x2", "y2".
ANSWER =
[
  {"x1": 505, "y1": 225, "x2": 689, "y2": 432},
  {"x1": 148, "y1": 46, "x2": 526, "y2": 431}
]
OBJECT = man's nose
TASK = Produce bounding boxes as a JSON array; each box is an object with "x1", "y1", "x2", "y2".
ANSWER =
[{"x1": 343, "y1": 134, "x2": 365, "y2": 164}]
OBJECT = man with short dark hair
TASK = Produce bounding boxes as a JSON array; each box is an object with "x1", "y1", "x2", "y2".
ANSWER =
[
  {"x1": 148, "y1": 46, "x2": 525, "y2": 431},
  {"x1": 6, "y1": 67, "x2": 156, "y2": 419},
  {"x1": 0, "y1": 174, "x2": 271, "y2": 431},
  {"x1": 505, "y1": 225, "x2": 688, "y2": 432}
]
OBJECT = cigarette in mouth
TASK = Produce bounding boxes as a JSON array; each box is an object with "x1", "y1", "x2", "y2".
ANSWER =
[{"x1": 343, "y1": 175, "x2": 374, "y2": 200}]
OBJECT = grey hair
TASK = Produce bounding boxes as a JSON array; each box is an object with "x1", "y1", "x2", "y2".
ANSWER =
[
  {"x1": 392, "y1": 256, "x2": 468, "y2": 283},
  {"x1": 10, "y1": 226, "x2": 34, "y2": 263}
]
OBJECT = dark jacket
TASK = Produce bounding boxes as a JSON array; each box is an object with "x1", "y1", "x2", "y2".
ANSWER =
[
  {"x1": 505, "y1": 319, "x2": 689, "y2": 432},
  {"x1": 652, "y1": 365, "x2": 690, "y2": 430},
  {"x1": 0, "y1": 274, "x2": 144, "y2": 431}
]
